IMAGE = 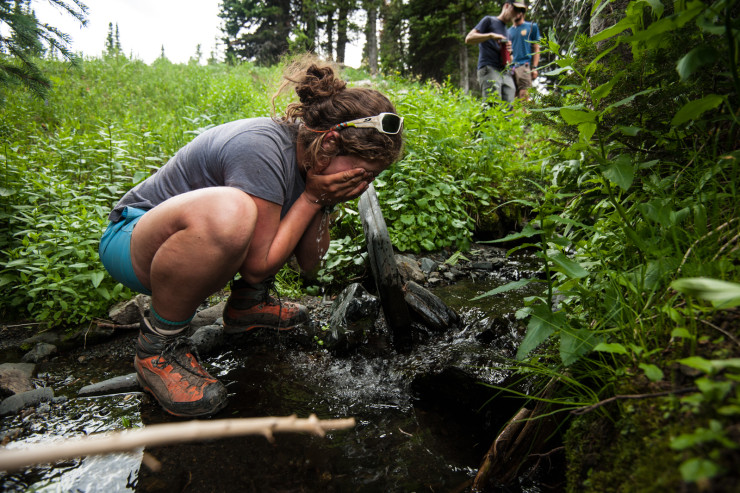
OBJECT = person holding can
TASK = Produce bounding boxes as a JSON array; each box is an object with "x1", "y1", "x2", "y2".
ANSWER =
[{"x1": 465, "y1": 0, "x2": 523, "y2": 103}]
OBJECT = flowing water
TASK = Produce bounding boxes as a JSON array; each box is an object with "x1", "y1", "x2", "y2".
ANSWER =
[{"x1": 1, "y1": 254, "x2": 547, "y2": 492}]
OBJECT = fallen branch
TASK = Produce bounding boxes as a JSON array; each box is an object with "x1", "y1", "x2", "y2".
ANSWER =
[
  {"x1": 472, "y1": 407, "x2": 531, "y2": 491},
  {"x1": 570, "y1": 387, "x2": 697, "y2": 415},
  {"x1": 0, "y1": 414, "x2": 355, "y2": 472},
  {"x1": 93, "y1": 321, "x2": 141, "y2": 330}
]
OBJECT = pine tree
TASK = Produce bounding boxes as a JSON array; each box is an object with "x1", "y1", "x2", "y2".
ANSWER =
[
  {"x1": 0, "y1": 0, "x2": 88, "y2": 97},
  {"x1": 105, "y1": 21, "x2": 114, "y2": 55},
  {"x1": 219, "y1": 0, "x2": 292, "y2": 66}
]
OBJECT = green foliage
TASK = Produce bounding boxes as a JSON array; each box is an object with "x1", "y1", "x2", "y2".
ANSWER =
[
  {"x1": 0, "y1": 55, "x2": 553, "y2": 325},
  {"x1": 485, "y1": 0, "x2": 740, "y2": 489},
  {"x1": 0, "y1": 58, "x2": 279, "y2": 326},
  {"x1": 0, "y1": 0, "x2": 88, "y2": 97}
]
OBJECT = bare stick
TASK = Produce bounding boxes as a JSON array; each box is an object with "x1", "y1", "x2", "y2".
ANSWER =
[
  {"x1": 570, "y1": 387, "x2": 696, "y2": 415},
  {"x1": 93, "y1": 321, "x2": 141, "y2": 330},
  {"x1": 700, "y1": 318, "x2": 740, "y2": 348},
  {"x1": 0, "y1": 414, "x2": 355, "y2": 471}
]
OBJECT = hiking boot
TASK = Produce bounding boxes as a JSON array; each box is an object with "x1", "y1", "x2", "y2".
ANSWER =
[
  {"x1": 134, "y1": 320, "x2": 228, "y2": 417},
  {"x1": 222, "y1": 277, "x2": 308, "y2": 334}
]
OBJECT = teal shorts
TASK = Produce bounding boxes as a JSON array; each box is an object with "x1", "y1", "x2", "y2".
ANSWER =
[{"x1": 99, "y1": 207, "x2": 152, "y2": 295}]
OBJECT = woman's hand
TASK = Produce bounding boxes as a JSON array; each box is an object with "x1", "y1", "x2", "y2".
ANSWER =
[{"x1": 304, "y1": 166, "x2": 372, "y2": 207}]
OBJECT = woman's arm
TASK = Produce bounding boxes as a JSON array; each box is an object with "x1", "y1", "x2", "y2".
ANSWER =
[
  {"x1": 293, "y1": 205, "x2": 330, "y2": 275},
  {"x1": 239, "y1": 168, "x2": 369, "y2": 283}
]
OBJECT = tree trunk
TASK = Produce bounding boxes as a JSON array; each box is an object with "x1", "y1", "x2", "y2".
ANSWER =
[
  {"x1": 366, "y1": 2, "x2": 379, "y2": 75},
  {"x1": 325, "y1": 12, "x2": 335, "y2": 60},
  {"x1": 336, "y1": 6, "x2": 350, "y2": 64},
  {"x1": 459, "y1": 12, "x2": 469, "y2": 93}
]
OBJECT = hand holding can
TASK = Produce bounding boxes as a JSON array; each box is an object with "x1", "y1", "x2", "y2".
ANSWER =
[{"x1": 500, "y1": 39, "x2": 511, "y2": 65}]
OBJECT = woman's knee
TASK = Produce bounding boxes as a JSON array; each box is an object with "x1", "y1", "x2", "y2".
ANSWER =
[{"x1": 194, "y1": 189, "x2": 257, "y2": 248}]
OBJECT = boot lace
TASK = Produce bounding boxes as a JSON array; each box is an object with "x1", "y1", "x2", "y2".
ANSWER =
[{"x1": 152, "y1": 336, "x2": 206, "y2": 379}]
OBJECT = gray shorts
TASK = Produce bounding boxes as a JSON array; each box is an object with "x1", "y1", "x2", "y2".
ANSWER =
[{"x1": 477, "y1": 65, "x2": 516, "y2": 103}]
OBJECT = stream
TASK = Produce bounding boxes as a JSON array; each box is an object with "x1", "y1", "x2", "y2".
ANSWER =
[{"x1": 1, "y1": 254, "x2": 548, "y2": 492}]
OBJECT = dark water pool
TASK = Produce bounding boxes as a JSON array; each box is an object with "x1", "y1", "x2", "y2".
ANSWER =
[{"x1": 1, "y1": 260, "x2": 546, "y2": 492}]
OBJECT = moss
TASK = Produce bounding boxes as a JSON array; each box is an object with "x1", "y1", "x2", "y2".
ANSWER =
[{"x1": 565, "y1": 400, "x2": 685, "y2": 492}]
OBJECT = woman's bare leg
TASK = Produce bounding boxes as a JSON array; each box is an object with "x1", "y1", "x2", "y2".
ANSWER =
[{"x1": 130, "y1": 187, "x2": 258, "y2": 322}]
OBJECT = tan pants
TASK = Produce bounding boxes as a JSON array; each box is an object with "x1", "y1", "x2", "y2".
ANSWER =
[{"x1": 512, "y1": 63, "x2": 533, "y2": 96}]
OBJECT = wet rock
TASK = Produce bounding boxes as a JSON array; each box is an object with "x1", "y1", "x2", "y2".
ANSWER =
[
  {"x1": 0, "y1": 363, "x2": 35, "y2": 396},
  {"x1": 359, "y1": 184, "x2": 412, "y2": 351},
  {"x1": 420, "y1": 258, "x2": 438, "y2": 274},
  {"x1": 323, "y1": 283, "x2": 380, "y2": 351},
  {"x1": 37, "y1": 402, "x2": 52, "y2": 414},
  {"x1": 192, "y1": 302, "x2": 226, "y2": 328},
  {"x1": 189, "y1": 325, "x2": 225, "y2": 354},
  {"x1": 109, "y1": 294, "x2": 150, "y2": 324},
  {"x1": 403, "y1": 281, "x2": 460, "y2": 332},
  {"x1": 22, "y1": 330, "x2": 62, "y2": 346},
  {"x1": 395, "y1": 254, "x2": 426, "y2": 284},
  {"x1": 21, "y1": 342, "x2": 57, "y2": 363},
  {"x1": 471, "y1": 261, "x2": 495, "y2": 271},
  {"x1": 78, "y1": 374, "x2": 140, "y2": 397},
  {"x1": 0, "y1": 387, "x2": 54, "y2": 415}
]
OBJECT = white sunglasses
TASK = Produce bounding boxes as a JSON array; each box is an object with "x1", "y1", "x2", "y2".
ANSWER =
[{"x1": 330, "y1": 112, "x2": 404, "y2": 134}]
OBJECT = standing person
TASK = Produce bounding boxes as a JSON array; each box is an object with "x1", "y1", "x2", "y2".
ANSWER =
[
  {"x1": 98, "y1": 55, "x2": 404, "y2": 418},
  {"x1": 508, "y1": 3, "x2": 541, "y2": 100},
  {"x1": 465, "y1": 0, "x2": 523, "y2": 103}
]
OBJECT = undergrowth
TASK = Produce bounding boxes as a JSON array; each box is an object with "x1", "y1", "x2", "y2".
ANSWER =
[
  {"x1": 0, "y1": 55, "x2": 553, "y2": 326},
  {"x1": 476, "y1": 0, "x2": 739, "y2": 489}
]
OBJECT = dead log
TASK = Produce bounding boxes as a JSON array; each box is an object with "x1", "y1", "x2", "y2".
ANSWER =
[{"x1": 472, "y1": 378, "x2": 563, "y2": 490}]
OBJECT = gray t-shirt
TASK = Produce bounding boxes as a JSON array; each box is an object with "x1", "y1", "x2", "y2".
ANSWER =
[{"x1": 109, "y1": 117, "x2": 304, "y2": 221}]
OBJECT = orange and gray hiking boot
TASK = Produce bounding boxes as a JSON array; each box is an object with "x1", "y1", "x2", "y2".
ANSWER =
[
  {"x1": 222, "y1": 277, "x2": 309, "y2": 334},
  {"x1": 134, "y1": 320, "x2": 227, "y2": 417}
]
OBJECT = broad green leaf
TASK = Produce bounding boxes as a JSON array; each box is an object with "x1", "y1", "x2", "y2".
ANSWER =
[
  {"x1": 472, "y1": 279, "x2": 533, "y2": 301},
  {"x1": 696, "y1": 377, "x2": 733, "y2": 401},
  {"x1": 677, "y1": 45, "x2": 719, "y2": 81},
  {"x1": 593, "y1": 74, "x2": 622, "y2": 102},
  {"x1": 671, "y1": 278, "x2": 740, "y2": 308},
  {"x1": 679, "y1": 458, "x2": 721, "y2": 483},
  {"x1": 594, "y1": 342, "x2": 629, "y2": 355},
  {"x1": 591, "y1": 17, "x2": 632, "y2": 43},
  {"x1": 718, "y1": 405, "x2": 740, "y2": 416},
  {"x1": 560, "y1": 108, "x2": 596, "y2": 125},
  {"x1": 603, "y1": 88, "x2": 659, "y2": 113},
  {"x1": 671, "y1": 94, "x2": 724, "y2": 126},
  {"x1": 516, "y1": 304, "x2": 564, "y2": 360},
  {"x1": 578, "y1": 122, "x2": 597, "y2": 142},
  {"x1": 644, "y1": 0, "x2": 664, "y2": 17},
  {"x1": 400, "y1": 214, "x2": 415, "y2": 225},
  {"x1": 90, "y1": 271, "x2": 105, "y2": 288},
  {"x1": 671, "y1": 328, "x2": 693, "y2": 339},
  {"x1": 603, "y1": 162, "x2": 634, "y2": 191},
  {"x1": 132, "y1": 171, "x2": 149, "y2": 184},
  {"x1": 677, "y1": 356, "x2": 713, "y2": 374},
  {"x1": 618, "y1": 126, "x2": 642, "y2": 136},
  {"x1": 639, "y1": 363, "x2": 664, "y2": 382},
  {"x1": 543, "y1": 66, "x2": 572, "y2": 77},
  {"x1": 549, "y1": 251, "x2": 588, "y2": 279},
  {"x1": 488, "y1": 223, "x2": 540, "y2": 243},
  {"x1": 560, "y1": 328, "x2": 600, "y2": 366}
]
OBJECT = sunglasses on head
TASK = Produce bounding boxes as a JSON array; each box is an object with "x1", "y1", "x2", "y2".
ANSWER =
[{"x1": 331, "y1": 113, "x2": 404, "y2": 135}]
